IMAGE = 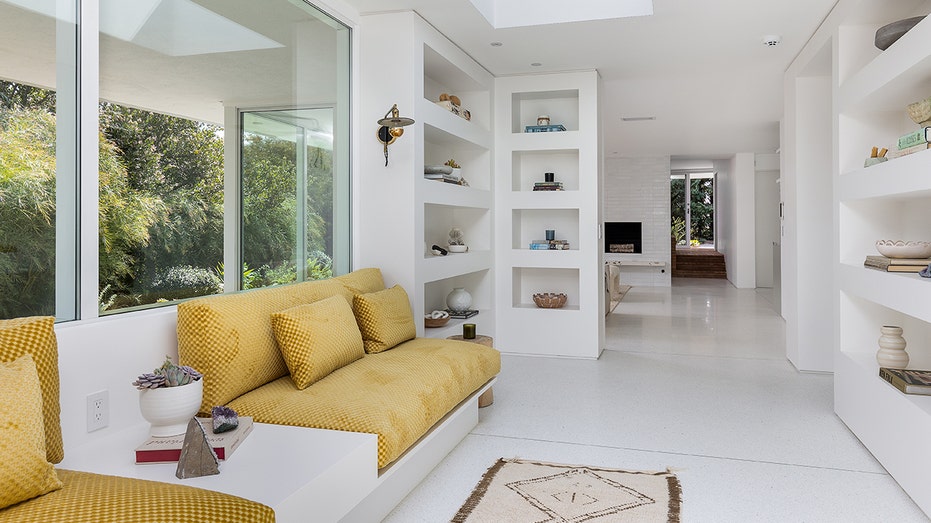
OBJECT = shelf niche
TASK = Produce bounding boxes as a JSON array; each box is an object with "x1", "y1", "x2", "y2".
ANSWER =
[
  {"x1": 510, "y1": 89, "x2": 579, "y2": 134},
  {"x1": 511, "y1": 149, "x2": 580, "y2": 191},
  {"x1": 424, "y1": 204, "x2": 491, "y2": 257},
  {"x1": 422, "y1": 44, "x2": 490, "y2": 131},
  {"x1": 511, "y1": 208, "x2": 579, "y2": 250},
  {"x1": 423, "y1": 269, "x2": 492, "y2": 339},
  {"x1": 424, "y1": 124, "x2": 491, "y2": 191},
  {"x1": 511, "y1": 267, "x2": 580, "y2": 310}
]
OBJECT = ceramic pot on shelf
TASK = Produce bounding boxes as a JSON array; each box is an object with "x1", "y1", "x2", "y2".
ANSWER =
[
  {"x1": 138, "y1": 379, "x2": 203, "y2": 437},
  {"x1": 446, "y1": 287, "x2": 472, "y2": 313},
  {"x1": 876, "y1": 325, "x2": 909, "y2": 369}
]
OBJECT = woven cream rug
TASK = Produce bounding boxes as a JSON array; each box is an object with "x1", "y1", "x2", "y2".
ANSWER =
[{"x1": 452, "y1": 459, "x2": 681, "y2": 523}]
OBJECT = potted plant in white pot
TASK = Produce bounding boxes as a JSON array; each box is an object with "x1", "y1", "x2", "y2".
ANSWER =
[{"x1": 132, "y1": 357, "x2": 203, "y2": 437}]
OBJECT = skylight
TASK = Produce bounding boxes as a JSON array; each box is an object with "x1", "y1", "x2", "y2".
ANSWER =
[{"x1": 469, "y1": 0, "x2": 653, "y2": 29}]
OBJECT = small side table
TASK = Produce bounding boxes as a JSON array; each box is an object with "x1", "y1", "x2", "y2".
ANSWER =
[{"x1": 447, "y1": 334, "x2": 495, "y2": 408}]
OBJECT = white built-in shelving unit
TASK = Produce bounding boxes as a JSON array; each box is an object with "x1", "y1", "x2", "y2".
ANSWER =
[
  {"x1": 811, "y1": 0, "x2": 931, "y2": 515},
  {"x1": 359, "y1": 12, "x2": 494, "y2": 340},
  {"x1": 493, "y1": 72, "x2": 604, "y2": 358}
]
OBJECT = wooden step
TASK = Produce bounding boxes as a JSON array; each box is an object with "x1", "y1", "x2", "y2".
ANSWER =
[{"x1": 672, "y1": 249, "x2": 727, "y2": 279}]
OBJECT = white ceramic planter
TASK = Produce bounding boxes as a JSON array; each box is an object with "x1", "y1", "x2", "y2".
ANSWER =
[{"x1": 138, "y1": 379, "x2": 203, "y2": 437}]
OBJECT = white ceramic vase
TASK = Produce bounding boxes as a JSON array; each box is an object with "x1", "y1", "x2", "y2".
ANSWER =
[
  {"x1": 138, "y1": 379, "x2": 203, "y2": 437},
  {"x1": 446, "y1": 287, "x2": 472, "y2": 313},
  {"x1": 876, "y1": 325, "x2": 909, "y2": 369}
]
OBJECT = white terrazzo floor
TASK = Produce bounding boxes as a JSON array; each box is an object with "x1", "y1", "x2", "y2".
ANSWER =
[{"x1": 383, "y1": 279, "x2": 928, "y2": 522}]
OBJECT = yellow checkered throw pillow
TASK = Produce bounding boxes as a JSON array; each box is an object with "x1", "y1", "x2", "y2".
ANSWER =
[
  {"x1": 0, "y1": 316, "x2": 63, "y2": 463},
  {"x1": 353, "y1": 285, "x2": 416, "y2": 354},
  {"x1": 0, "y1": 354, "x2": 62, "y2": 509},
  {"x1": 272, "y1": 295, "x2": 365, "y2": 389}
]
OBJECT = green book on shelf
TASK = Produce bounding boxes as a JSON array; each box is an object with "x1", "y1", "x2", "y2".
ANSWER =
[{"x1": 897, "y1": 127, "x2": 931, "y2": 150}]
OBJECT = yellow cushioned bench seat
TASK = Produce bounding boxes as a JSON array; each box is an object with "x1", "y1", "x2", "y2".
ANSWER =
[
  {"x1": 0, "y1": 469, "x2": 275, "y2": 523},
  {"x1": 227, "y1": 337, "x2": 501, "y2": 468}
]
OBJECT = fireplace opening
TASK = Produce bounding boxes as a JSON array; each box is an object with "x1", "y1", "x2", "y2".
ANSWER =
[{"x1": 604, "y1": 222, "x2": 642, "y2": 254}]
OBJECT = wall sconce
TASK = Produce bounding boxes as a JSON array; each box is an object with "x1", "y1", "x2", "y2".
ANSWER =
[{"x1": 377, "y1": 104, "x2": 414, "y2": 166}]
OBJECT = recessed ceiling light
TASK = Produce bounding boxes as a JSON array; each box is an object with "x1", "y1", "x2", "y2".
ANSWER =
[
  {"x1": 621, "y1": 116, "x2": 656, "y2": 122},
  {"x1": 530, "y1": 62, "x2": 542, "y2": 67},
  {"x1": 490, "y1": 42, "x2": 503, "y2": 47}
]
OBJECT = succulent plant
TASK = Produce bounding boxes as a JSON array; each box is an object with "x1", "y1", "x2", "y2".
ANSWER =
[
  {"x1": 444, "y1": 159, "x2": 460, "y2": 169},
  {"x1": 132, "y1": 356, "x2": 202, "y2": 390}
]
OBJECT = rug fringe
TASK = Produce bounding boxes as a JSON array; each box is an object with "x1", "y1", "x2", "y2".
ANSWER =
[
  {"x1": 666, "y1": 473, "x2": 683, "y2": 523},
  {"x1": 450, "y1": 458, "x2": 508, "y2": 523}
]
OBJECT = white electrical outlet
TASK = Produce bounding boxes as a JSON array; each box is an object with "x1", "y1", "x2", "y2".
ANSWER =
[{"x1": 86, "y1": 390, "x2": 109, "y2": 432}]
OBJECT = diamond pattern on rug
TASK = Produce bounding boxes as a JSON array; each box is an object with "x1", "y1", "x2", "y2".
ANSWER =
[
  {"x1": 452, "y1": 458, "x2": 681, "y2": 523},
  {"x1": 506, "y1": 468, "x2": 655, "y2": 521}
]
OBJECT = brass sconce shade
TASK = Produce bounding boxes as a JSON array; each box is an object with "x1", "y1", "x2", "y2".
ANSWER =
[{"x1": 377, "y1": 104, "x2": 415, "y2": 166}]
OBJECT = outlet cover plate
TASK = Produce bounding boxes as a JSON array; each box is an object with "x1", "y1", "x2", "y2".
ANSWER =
[{"x1": 86, "y1": 390, "x2": 109, "y2": 432}]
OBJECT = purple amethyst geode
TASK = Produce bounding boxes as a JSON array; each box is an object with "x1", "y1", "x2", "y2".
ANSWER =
[{"x1": 211, "y1": 405, "x2": 239, "y2": 433}]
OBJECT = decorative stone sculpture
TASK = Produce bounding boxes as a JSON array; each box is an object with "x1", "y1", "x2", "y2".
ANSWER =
[
  {"x1": 211, "y1": 405, "x2": 239, "y2": 434},
  {"x1": 176, "y1": 417, "x2": 219, "y2": 479}
]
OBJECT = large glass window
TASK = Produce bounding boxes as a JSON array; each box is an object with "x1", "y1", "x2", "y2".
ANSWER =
[
  {"x1": 0, "y1": 1, "x2": 78, "y2": 320},
  {"x1": 97, "y1": 0, "x2": 350, "y2": 312}
]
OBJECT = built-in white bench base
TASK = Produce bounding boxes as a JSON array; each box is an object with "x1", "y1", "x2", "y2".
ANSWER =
[{"x1": 59, "y1": 378, "x2": 496, "y2": 522}]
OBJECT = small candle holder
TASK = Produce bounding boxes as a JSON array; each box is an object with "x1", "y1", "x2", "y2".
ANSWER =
[
  {"x1": 545, "y1": 229, "x2": 555, "y2": 241},
  {"x1": 544, "y1": 172, "x2": 555, "y2": 183},
  {"x1": 463, "y1": 323, "x2": 476, "y2": 339}
]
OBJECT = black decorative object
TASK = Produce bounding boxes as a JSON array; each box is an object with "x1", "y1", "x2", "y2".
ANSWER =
[{"x1": 431, "y1": 244, "x2": 448, "y2": 256}]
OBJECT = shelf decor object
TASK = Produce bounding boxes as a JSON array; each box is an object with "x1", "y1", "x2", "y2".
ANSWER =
[
  {"x1": 133, "y1": 357, "x2": 204, "y2": 437},
  {"x1": 424, "y1": 310, "x2": 451, "y2": 328},
  {"x1": 376, "y1": 103, "x2": 415, "y2": 166},
  {"x1": 532, "y1": 292, "x2": 568, "y2": 309},
  {"x1": 875, "y1": 16, "x2": 926, "y2": 51},
  {"x1": 446, "y1": 287, "x2": 473, "y2": 313},
  {"x1": 876, "y1": 325, "x2": 909, "y2": 369},
  {"x1": 875, "y1": 240, "x2": 931, "y2": 259}
]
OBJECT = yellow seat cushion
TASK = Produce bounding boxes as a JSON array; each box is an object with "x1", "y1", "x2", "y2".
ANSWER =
[
  {"x1": 0, "y1": 354, "x2": 62, "y2": 509},
  {"x1": 0, "y1": 316, "x2": 62, "y2": 464},
  {"x1": 178, "y1": 269, "x2": 386, "y2": 414},
  {"x1": 272, "y1": 296, "x2": 365, "y2": 389},
  {"x1": 0, "y1": 469, "x2": 274, "y2": 523},
  {"x1": 353, "y1": 285, "x2": 416, "y2": 354},
  {"x1": 228, "y1": 337, "x2": 501, "y2": 468}
]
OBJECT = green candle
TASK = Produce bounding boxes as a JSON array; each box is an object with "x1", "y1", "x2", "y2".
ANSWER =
[{"x1": 463, "y1": 323, "x2": 476, "y2": 339}]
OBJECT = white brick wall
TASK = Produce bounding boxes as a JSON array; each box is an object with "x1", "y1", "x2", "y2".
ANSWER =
[{"x1": 603, "y1": 157, "x2": 672, "y2": 287}]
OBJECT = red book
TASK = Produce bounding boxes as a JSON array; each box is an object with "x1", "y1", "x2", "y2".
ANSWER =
[{"x1": 135, "y1": 417, "x2": 253, "y2": 464}]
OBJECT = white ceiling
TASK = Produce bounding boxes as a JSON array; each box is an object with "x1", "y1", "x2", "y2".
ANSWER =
[{"x1": 346, "y1": 0, "x2": 839, "y2": 160}]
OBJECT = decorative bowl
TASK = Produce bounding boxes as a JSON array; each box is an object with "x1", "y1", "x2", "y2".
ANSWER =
[
  {"x1": 906, "y1": 97, "x2": 931, "y2": 126},
  {"x1": 875, "y1": 16, "x2": 926, "y2": 51},
  {"x1": 447, "y1": 244, "x2": 468, "y2": 253},
  {"x1": 139, "y1": 379, "x2": 203, "y2": 437},
  {"x1": 424, "y1": 310, "x2": 450, "y2": 328},
  {"x1": 876, "y1": 240, "x2": 931, "y2": 259},
  {"x1": 532, "y1": 292, "x2": 568, "y2": 309}
]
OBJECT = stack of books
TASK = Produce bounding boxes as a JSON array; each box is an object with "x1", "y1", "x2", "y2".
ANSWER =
[
  {"x1": 524, "y1": 124, "x2": 567, "y2": 133},
  {"x1": 863, "y1": 255, "x2": 931, "y2": 273},
  {"x1": 529, "y1": 239, "x2": 570, "y2": 250},
  {"x1": 532, "y1": 181, "x2": 564, "y2": 191},
  {"x1": 135, "y1": 416, "x2": 254, "y2": 464}
]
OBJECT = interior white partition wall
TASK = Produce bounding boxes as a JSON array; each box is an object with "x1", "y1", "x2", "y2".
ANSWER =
[
  {"x1": 715, "y1": 153, "x2": 757, "y2": 289},
  {"x1": 782, "y1": 37, "x2": 834, "y2": 373}
]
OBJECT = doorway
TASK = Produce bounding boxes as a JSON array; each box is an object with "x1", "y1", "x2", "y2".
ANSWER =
[{"x1": 670, "y1": 171, "x2": 715, "y2": 249}]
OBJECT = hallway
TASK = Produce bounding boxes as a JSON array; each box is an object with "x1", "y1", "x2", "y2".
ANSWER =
[{"x1": 386, "y1": 279, "x2": 926, "y2": 522}]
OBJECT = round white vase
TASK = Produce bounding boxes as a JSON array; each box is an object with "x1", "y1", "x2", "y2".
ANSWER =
[
  {"x1": 446, "y1": 287, "x2": 472, "y2": 313},
  {"x1": 138, "y1": 379, "x2": 203, "y2": 437},
  {"x1": 876, "y1": 325, "x2": 909, "y2": 369}
]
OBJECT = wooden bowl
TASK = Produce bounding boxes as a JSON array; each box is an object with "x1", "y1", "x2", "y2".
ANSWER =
[
  {"x1": 532, "y1": 292, "x2": 568, "y2": 309},
  {"x1": 424, "y1": 316, "x2": 450, "y2": 328}
]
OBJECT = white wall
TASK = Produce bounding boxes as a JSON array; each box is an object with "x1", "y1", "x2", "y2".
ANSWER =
[
  {"x1": 755, "y1": 169, "x2": 781, "y2": 288},
  {"x1": 715, "y1": 153, "x2": 756, "y2": 288},
  {"x1": 603, "y1": 157, "x2": 672, "y2": 286}
]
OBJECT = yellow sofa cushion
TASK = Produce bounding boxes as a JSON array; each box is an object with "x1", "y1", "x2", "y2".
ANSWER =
[
  {"x1": 353, "y1": 285, "x2": 416, "y2": 354},
  {"x1": 228, "y1": 337, "x2": 501, "y2": 468},
  {"x1": 0, "y1": 469, "x2": 274, "y2": 523},
  {"x1": 272, "y1": 296, "x2": 365, "y2": 389},
  {"x1": 0, "y1": 354, "x2": 62, "y2": 509},
  {"x1": 178, "y1": 269, "x2": 386, "y2": 413},
  {"x1": 0, "y1": 316, "x2": 62, "y2": 464}
]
